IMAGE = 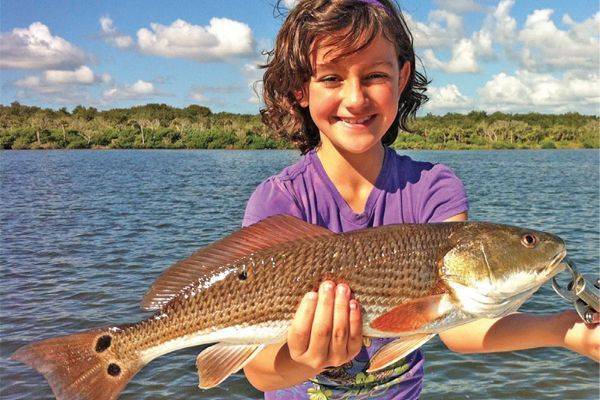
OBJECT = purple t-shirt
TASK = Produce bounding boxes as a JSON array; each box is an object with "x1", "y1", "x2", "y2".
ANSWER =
[{"x1": 243, "y1": 147, "x2": 468, "y2": 400}]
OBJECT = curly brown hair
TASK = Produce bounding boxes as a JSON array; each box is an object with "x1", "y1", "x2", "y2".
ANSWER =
[{"x1": 260, "y1": 0, "x2": 429, "y2": 154}]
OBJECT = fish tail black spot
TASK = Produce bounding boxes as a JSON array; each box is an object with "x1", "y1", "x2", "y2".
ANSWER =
[
  {"x1": 107, "y1": 363, "x2": 121, "y2": 377},
  {"x1": 95, "y1": 335, "x2": 112, "y2": 352}
]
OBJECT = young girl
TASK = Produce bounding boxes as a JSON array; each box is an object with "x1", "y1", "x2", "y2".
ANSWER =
[{"x1": 242, "y1": 1, "x2": 599, "y2": 398}]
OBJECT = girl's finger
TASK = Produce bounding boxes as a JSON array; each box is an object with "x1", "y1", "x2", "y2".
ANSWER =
[
  {"x1": 347, "y1": 299, "x2": 363, "y2": 357},
  {"x1": 329, "y1": 284, "x2": 350, "y2": 361},
  {"x1": 308, "y1": 281, "x2": 335, "y2": 357},
  {"x1": 288, "y1": 291, "x2": 317, "y2": 358}
]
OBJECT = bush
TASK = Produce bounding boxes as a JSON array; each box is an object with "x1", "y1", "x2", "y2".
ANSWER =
[
  {"x1": 11, "y1": 136, "x2": 31, "y2": 149},
  {"x1": 66, "y1": 138, "x2": 90, "y2": 149},
  {"x1": 0, "y1": 131, "x2": 16, "y2": 149},
  {"x1": 491, "y1": 141, "x2": 516, "y2": 149},
  {"x1": 243, "y1": 133, "x2": 280, "y2": 149},
  {"x1": 395, "y1": 132, "x2": 425, "y2": 144},
  {"x1": 540, "y1": 138, "x2": 557, "y2": 149},
  {"x1": 580, "y1": 131, "x2": 599, "y2": 148}
]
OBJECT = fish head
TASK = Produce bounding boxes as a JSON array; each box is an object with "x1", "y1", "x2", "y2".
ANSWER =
[{"x1": 441, "y1": 223, "x2": 566, "y2": 317}]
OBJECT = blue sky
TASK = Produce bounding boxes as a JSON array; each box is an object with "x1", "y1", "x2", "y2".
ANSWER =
[{"x1": 1, "y1": 0, "x2": 598, "y2": 115}]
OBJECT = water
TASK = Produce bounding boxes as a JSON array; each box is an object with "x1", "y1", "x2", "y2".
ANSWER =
[{"x1": 0, "y1": 149, "x2": 598, "y2": 400}]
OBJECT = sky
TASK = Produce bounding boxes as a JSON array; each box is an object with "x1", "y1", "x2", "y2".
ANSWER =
[{"x1": 1, "y1": 0, "x2": 598, "y2": 115}]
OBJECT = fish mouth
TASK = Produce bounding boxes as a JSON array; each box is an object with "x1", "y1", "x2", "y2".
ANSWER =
[
  {"x1": 508, "y1": 248, "x2": 568, "y2": 295},
  {"x1": 545, "y1": 249, "x2": 568, "y2": 276},
  {"x1": 496, "y1": 248, "x2": 568, "y2": 302}
]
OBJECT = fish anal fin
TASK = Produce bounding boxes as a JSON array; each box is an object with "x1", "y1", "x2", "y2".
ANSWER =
[
  {"x1": 367, "y1": 334, "x2": 435, "y2": 373},
  {"x1": 370, "y1": 293, "x2": 452, "y2": 332},
  {"x1": 141, "y1": 215, "x2": 333, "y2": 311},
  {"x1": 196, "y1": 343, "x2": 265, "y2": 389}
]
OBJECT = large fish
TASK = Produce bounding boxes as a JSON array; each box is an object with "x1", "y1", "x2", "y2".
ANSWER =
[{"x1": 11, "y1": 215, "x2": 566, "y2": 400}]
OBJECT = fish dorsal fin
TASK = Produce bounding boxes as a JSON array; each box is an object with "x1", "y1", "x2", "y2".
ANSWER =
[
  {"x1": 196, "y1": 343, "x2": 265, "y2": 389},
  {"x1": 141, "y1": 215, "x2": 333, "y2": 310},
  {"x1": 370, "y1": 293, "x2": 452, "y2": 333},
  {"x1": 367, "y1": 334, "x2": 435, "y2": 373}
]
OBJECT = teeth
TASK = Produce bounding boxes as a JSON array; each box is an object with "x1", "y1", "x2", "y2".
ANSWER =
[{"x1": 340, "y1": 116, "x2": 371, "y2": 124}]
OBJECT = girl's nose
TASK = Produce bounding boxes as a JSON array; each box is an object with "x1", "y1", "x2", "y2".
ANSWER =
[{"x1": 341, "y1": 78, "x2": 369, "y2": 110}]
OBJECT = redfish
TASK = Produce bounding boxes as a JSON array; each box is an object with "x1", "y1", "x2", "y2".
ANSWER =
[{"x1": 11, "y1": 215, "x2": 566, "y2": 399}]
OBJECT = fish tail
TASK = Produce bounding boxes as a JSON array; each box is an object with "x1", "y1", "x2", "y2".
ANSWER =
[{"x1": 11, "y1": 328, "x2": 144, "y2": 400}]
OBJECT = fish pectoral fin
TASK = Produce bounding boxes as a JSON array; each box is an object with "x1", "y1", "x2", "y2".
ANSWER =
[
  {"x1": 370, "y1": 293, "x2": 453, "y2": 332},
  {"x1": 367, "y1": 334, "x2": 435, "y2": 373},
  {"x1": 196, "y1": 343, "x2": 265, "y2": 389}
]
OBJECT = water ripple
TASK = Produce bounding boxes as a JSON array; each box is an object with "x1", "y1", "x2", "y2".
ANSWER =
[{"x1": 1, "y1": 149, "x2": 598, "y2": 399}]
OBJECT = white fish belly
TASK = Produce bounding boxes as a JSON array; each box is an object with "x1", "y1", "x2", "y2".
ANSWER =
[{"x1": 140, "y1": 321, "x2": 289, "y2": 364}]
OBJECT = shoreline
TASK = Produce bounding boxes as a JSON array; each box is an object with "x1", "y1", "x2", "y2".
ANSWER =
[{"x1": 1, "y1": 146, "x2": 597, "y2": 151}]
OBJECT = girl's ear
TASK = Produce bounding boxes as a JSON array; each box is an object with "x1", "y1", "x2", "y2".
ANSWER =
[
  {"x1": 294, "y1": 87, "x2": 309, "y2": 108},
  {"x1": 398, "y1": 61, "x2": 411, "y2": 93}
]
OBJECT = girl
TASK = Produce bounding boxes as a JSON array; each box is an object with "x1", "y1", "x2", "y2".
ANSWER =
[{"x1": 242, "y1": 1, "x2": 599, "y2": 398}]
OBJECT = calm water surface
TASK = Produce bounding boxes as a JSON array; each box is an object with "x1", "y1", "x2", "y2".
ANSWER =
[{"x1": 1, "y1": 149, "x2": 598, "y2": 399}]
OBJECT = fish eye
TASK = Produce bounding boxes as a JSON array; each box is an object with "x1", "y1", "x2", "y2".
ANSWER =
[{"x1": 521, "y1": 233, "x2": 538, "y2": 248}]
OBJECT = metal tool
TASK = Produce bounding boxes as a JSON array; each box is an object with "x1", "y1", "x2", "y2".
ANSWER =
[{"x1": 552, "y1": 258, "x2": 600, "y2": 324}]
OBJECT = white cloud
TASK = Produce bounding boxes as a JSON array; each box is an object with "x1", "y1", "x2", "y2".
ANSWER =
[
  {"x1": 13, "y1": 65, "x2": 108, "y2": 104},
  {"x1": 422, "y1": 27, "x2": 494, "y2": 74},
  {"x1": 0, "y1": 22, "x2": 88, "y2": 69},
  {"x1": 15, "y1": 66, "x2": 109, "y2": 91},
  {"x1": 424, "y1": 84, "x2": 472, "y2": 111},
  {"x1": 15, "y1": 76, "x2": 48, "y2": 91},
  {"x1": 482, "y1": 0, "x2": 517, "y2": 45},
  {"x1": 189, "y1": 88, "x2": 207, "y2": 102},
  {"x1": 423, "y1": 39, "x2": 479, "y2": 73},
  {"x1": 405, "y1": 10, "x2": 464, "y2": 49},
  {"x1": 418, "y1": 1, "x2": 511, "y2": 74},
  {"x1": 247, "y1": 94, "x2": 261, "y2": 105},
  {"x1": 242, "y1": 57, "x2": 267, "y2": 105},
  {"x1": 137, "y1": 18, "x2": 254, "y2": 62},
  {"x1": 44, "y1": 65, "x2": 96, "y2": 84},
  {"x1": 562, "y1": 14, "x2": 575, "y2": 26},
  {"x1": 188, "y1": 85, "x2": 246, "y2": 103},
  {"x1": 99, "y1": 16, "x2": 133, "y2": 49},
  {"x1": 518, "y1": 10, "x2": 599, "y2": 72},
  {"x1": 478, "y1": 73, "x2": 529, "y2": 105},
  {"x1": 102, "y1": 80, "x2": 161, "y2": 101},
  {"x1": 433, "y1": 0, "x2": 484, "y2": 14},
  {"x1": 478, "y1": 70, "x2": 600, "y2": 113},
  {"x1": 281, "y1": 0, "x2": 298, "y2": 9}
]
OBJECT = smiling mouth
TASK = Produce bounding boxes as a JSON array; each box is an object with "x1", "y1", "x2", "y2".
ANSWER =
[{"x1": 335, "y1": 115, "x2": 376, "y2": 126}]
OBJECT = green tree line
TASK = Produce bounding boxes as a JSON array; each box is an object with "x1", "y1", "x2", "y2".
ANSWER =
[{"x1": 1, "y1": 102, "x2": 598, "y2": 150}]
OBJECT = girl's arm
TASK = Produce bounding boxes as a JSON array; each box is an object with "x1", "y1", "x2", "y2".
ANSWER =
[
  {"x1": 440, "y1": 212, "x2": 600, "y2": 361},
  {"x1": 439, "y1": 310, "x2": 599, "y2": 360},
  {"x1": 243, "y1": 281, "x2": 363, "y2": 392}
]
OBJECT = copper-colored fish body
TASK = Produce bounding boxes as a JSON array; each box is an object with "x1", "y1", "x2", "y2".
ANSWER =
[{"x1": 11, "y1": 216, "x2": 566, "y2": 399}]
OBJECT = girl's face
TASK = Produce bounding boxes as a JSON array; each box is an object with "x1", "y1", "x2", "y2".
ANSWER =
[{"x1": 299, "y1": 32, "x2": 410, "y2": 156}]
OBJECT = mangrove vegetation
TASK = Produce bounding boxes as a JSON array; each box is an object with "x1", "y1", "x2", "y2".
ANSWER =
[{"x1": 0, "y1": 102, "x2": 598, "y2": 150}]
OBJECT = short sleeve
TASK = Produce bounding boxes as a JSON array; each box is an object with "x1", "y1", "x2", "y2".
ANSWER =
[
  {"x1": 418, "y1": 164, "x2": 469, "y2": 223},
  {"x1": 242, "y1": 177, "x2": 305, "y2": 227}
]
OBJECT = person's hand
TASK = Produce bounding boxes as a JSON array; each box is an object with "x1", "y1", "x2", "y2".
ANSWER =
[
  {"x1": 558, "y1": 310, "x2": 600, "y2": 361},
  {"x1": 287, "y1": 281, "x2": 363, "y2": 372}
]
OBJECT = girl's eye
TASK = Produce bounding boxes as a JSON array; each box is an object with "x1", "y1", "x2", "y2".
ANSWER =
[
  {"x1": 366, "y1": 73, "x2": 388, "y2": 80},
  {"x1": 320, "y1": 76, "x2": 339, "y2": 83},
  {"x1": 319, "y1": 76, "x2": 341, "y2": 88}
]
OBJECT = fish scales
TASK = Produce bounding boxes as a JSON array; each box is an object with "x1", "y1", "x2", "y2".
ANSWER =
[{"x1": 113, "y1": 223, "x2": 458, "y2": 358}]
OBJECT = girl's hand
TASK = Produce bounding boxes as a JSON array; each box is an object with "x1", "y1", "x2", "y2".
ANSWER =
[
  {"x1": 557, "y1": 310, "x2": 600, "y2": 361},
  {"x1": 287, "y1": 281, "x2": 363, "y2": 371}
]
